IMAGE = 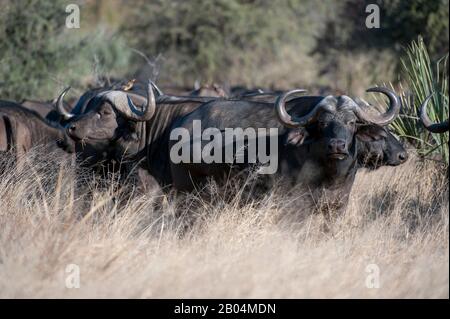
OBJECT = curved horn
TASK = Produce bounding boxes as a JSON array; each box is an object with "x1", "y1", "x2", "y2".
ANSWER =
[
  {"x1": 420, "y1": 93, "x2": 449, "y2": 133},
  {"x1": 103, "y1": 80, "x2": 156, "y2": 122},
  {"x1": 353, "y1": 87, "x2": 401, "y2": 126},
  {"x1": 55, "y1": 87, "x2": 75, "y2": 120},
  {"x1": 150, "y1": 80, "x2": 164, "y2": 97},
  {"x1": 276, "y1": 89, "x2": 333, "y2": 128}
]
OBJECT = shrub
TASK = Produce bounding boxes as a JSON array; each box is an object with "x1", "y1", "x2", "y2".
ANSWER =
[
  {"x1": 0, "y1": 0, "x2": 130, "y2": 101},
  {"x1": 121, "y1": 0, "x2": 336, "y2": 87},
  {"x1": 313, "y1": 0, "x2": 449, "y2": 93}
]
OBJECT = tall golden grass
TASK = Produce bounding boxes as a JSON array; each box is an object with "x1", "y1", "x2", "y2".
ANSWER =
[{"x1": 0, "y1": 149, "x2": 448, "y2": 298}]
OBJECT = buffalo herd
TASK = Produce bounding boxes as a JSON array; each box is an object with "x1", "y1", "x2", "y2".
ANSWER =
[{"x1": 0, "y1": 78, "x2": 448, "y2": 215}]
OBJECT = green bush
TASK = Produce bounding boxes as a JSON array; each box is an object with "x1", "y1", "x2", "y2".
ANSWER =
[
  {"x1": 313, "y1": 0, "x2": 449, "y2": 91},
  {"x1": 315, "y1": 0, "x2": 449, "y2": 58},
  {"x1": 121, "y1": 0, "x2": 336, "y2": 87},
  {"x1": 0, "y1": 0, "x2": 130, "y2": 101},
  {"x1": 1, "y1": 0, "x2": 448, "y2": 103}
]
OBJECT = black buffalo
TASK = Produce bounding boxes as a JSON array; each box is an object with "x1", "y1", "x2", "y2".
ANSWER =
[
  {"x1": 56, "y1": 80, "x2": 218, "y2": 190},
  {"x1": 59, "y1": 84, "x2": 407, "y2": 215},
  {"x1": 168, "y1": 87, "x2": 406, "y2": 214}
]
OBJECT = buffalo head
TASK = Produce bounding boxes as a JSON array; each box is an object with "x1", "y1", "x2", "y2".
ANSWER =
[
  {"x1": 356, "y1": 124, "x2": 408, "y2": 168},
  {"x1": 56, "y1": 80, "x2": 156, "y2": 162},
  {"x1": 277, "y1": 87, "x2": 402, "y2": 163}
]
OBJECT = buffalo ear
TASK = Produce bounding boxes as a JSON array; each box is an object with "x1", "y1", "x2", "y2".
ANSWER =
[
  {"x1": 356, "y1": 124, "x2": 388, "y2": 142},
  {"x1": 284, "y1": 128, "x2": 309, "y2": 146}
]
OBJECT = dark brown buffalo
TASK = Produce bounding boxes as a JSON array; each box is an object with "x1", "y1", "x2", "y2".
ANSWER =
[
  {"x1": 56, "y1": 80, "x2": 218, "y2": 189},
  {"x1": 20, "y1": 100, "x2": 57, "y2": 120},
  {"x1": 0, "y1": 100, "x2": 67, "y2": 168}
]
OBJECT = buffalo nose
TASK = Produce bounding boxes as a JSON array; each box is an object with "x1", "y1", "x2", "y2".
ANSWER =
[
  {"x1": 328, "y1": 139, "x2": 347, "y2": 153},
  {"x1": 398, "y1": 151, "x2": 408, "y2": 162}
]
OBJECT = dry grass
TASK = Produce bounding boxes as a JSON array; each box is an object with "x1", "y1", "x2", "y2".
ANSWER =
[{"x1": 0, "y1": 149, "x2": 448, "y2": 299}]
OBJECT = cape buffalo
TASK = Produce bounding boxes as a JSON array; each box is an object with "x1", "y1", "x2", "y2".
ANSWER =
[
  {"x1": 0, "y1": 100, "x2": 68, "y2": 169},
  {"x1": 19, "y1": 100, "x2": 60, "y2": 123},
  {"x1": 167, "y1": 87, "x2": 405, "y2": 214},
  {"x1": 56, "y1": 80, "x2": 218, "y2": 190},
  {"x1": 59, "y1": 83, "x2": 407, "y2": 215},
  {"x1": 419, "y1": 93, "x2": 449, "y2": 133},
  {"x1": 238, "y1": 94, "x2": 407, "y2": 169},
  {"x1": 355, "y1": 124, "x2": 407, "y2": 169}
]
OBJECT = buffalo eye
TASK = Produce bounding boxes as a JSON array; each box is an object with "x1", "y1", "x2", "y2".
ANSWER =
[
  {"x1": 102, "y1": 109, "x2": 112, "y2": 116},
  {"x1": 98, "y1": 108, "x2": 112, "y2": 118},
  {"x1": 348, "y1": 120, "x2": 356, "y2": 129}
]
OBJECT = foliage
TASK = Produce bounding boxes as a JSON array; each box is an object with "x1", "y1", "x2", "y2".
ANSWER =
[
  {"x1": 313, "y1": 0, "x2": 449, "y2": 87},
  {"x1": 1, "y1": 0, "x2": 449, "y2": 108},
  {"x1": 316, "y1": 0, "x2": 448, "y2": 56},
  {"x1": 121, "y1": 0, "x2": 335, "y2": 86},
  {"x1": 0, "y1": 0, "x2": 130, "y2": 101},
  {"x1": 391, "y1": 37, "x2": 449, "y2": 164}
]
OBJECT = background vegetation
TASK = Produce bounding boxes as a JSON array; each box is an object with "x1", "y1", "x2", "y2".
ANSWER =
[
  {"x1": 0, "y1": 0, "x2": 448, "y2": 160},
  {"x1": 2, "y1": 0, "x2": 448, "y2": 94},
  {"x1": 395, "y1": 38, "x2": 449, "y2": 164},
  {"x1": 0, "y1": 0, "x2": 130, "y2": 101}
]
